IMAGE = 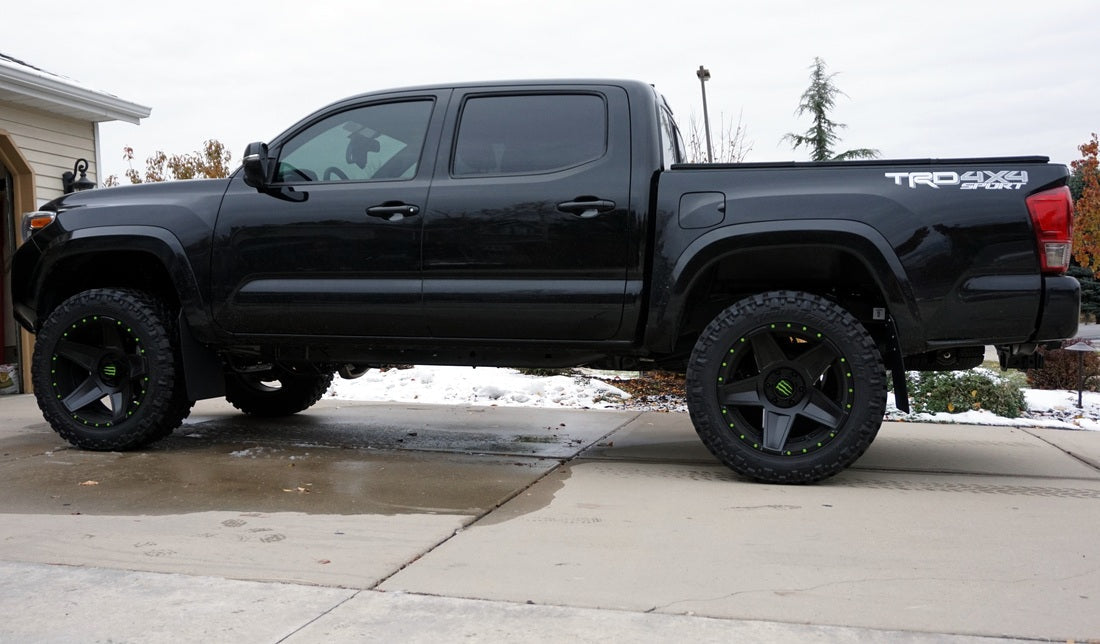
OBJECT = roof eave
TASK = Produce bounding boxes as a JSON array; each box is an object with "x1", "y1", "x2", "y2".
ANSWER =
[{"x1": 0, "y1": 63, "x2": 150, "y2": 124}]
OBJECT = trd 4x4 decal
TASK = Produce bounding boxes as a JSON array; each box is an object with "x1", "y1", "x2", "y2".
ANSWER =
[{"x1": 884, "y1": 170, "x2": 1029, "y2": 190}]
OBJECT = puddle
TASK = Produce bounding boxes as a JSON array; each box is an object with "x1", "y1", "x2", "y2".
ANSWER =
[{"x1": 0, "y1": 434, "x2": 556, "y2": 517}]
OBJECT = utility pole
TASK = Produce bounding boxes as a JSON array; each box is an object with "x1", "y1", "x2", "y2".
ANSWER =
[{"x1": 696, "y1": 65, "x2": 713, "y2": 163}]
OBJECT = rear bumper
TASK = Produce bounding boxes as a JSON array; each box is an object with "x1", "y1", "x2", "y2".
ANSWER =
[{"x1": 1032, "y1": 275, "x2": 1080, "y2": 342}]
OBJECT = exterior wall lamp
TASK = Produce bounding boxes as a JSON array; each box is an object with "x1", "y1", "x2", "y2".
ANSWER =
[{"x1": 62, "y1": 158, "x2": 96, "y2": 194}]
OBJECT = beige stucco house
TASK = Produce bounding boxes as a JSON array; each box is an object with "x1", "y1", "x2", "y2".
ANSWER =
[{"x1": 0, "y1": 53, "x2": 150, "y2": 393}]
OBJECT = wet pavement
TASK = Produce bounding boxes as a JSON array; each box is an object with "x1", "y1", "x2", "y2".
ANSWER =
[{"x1": 1, "y1": 394, "x2": 1099, "y2": 641}]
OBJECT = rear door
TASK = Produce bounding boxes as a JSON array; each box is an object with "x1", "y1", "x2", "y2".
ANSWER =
[{"x1": 422, "y1": 85, "x2": 632, "y2": 340}]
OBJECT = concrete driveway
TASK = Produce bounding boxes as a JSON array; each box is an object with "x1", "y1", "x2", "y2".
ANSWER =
[{"x1": 1, "y1": 394, "x2": 1098, "y2": 642}]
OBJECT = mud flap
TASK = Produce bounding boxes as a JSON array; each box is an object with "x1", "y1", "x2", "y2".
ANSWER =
[{"x1": 179, "y1": 313, "x2": 225, "y2": 400}]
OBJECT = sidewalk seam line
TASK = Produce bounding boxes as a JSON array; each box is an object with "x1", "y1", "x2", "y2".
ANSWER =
[
  {"x1": 366, "y1": 411, "x2": 644, "y2": 591},
  {"x1": 274, "y1": 589, "x2": 362, "y2": 643},
  {"x1": 1019, "y1": 427, "x2": 1100, "y2": 473}
]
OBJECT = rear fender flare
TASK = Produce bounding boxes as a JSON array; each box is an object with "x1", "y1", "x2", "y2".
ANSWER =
[{"x1": 645, "y1": 219, "x2": 920, "y2": 354}]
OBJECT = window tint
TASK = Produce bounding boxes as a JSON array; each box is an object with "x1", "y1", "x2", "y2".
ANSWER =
[
  {"x1": 453, "y1": 94, "x2": 606, "y2": 177},
  {"x1": 276, "y1": 100, "x2": 433, "y2": 183}
]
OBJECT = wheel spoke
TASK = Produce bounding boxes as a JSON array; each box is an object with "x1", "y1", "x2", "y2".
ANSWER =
[
  {"x1": 109, "y1": 379, "x2": 132, "y2": 423},
  {"x1": 55, "y1": 340, "x2": 104, "y2": 372},
  {"x1": 102, "y1": 320, "x2": 127, "y2": 352},
  {"x1": 750, "y1": 331, "x2": 787, "y2": 370},
  {"x1": 718, "y1": 378, "x2": 763, "y2": 406},
  {"x1": 800, "y1": 390, "x2": 845, "y2": 429},
  {"x1": 127, "y1": 354, "x2": 147, "y2": 378},
  {"x1": 762, "y1": 410, "x2": 795, "y2": 452},
  {"x1": 795, "y1": 343, "x2": 839, "y2": 381},
  {"x1": 62, "y1": 376, "x2": 111, "y2": 413}
]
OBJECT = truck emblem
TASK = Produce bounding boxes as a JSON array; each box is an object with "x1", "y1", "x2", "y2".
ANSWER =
[{"x1": 884, "y1": 170, "x2": 1028, "y2": 190}]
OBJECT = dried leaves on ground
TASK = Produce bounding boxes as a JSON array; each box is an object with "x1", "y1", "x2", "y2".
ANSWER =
[{"x1": 606, "y1": 371, "x2": 687, "y2": 413}]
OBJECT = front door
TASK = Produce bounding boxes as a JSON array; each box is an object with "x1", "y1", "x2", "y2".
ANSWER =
[
  {"x1": 212, "y1": 94, "x2": 445, "y2": 337},
  {"x1": 421, "y1": 87, "x2": 632, "y2": 340}
]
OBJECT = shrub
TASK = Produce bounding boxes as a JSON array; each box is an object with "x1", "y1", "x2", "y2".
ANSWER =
[
  {"x1": 1026, "y1": 340, "x2": 1100, "y2": 391},
  {"x1": 907, "y1": 369, "x2": 1026, "y2": 418}
]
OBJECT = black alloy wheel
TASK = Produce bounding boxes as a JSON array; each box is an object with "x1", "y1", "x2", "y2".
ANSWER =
[
  {"x1": 687, "y1": 291, "x2": 886, "y2": 483},
  {"x1": 31, "y1": 289, "x2": 192, "y2": 450}
]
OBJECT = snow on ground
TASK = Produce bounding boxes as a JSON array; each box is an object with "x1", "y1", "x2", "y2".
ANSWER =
[
  {"x1": 887, "y1": 390, "x2": 1100, "y2": 431},
  {"x1": 325, "y1": 365, "x2": 630, "y2": 410},
  {"x1": 325, "y1": 365, "x2": 1100, "y2": 431}
]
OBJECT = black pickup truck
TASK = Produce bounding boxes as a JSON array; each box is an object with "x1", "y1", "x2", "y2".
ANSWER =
[{"x1": 12, "y1": 79, "x2": 1079, "y2": 482}]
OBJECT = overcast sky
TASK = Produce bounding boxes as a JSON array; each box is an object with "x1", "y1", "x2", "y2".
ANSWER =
[{"x1": 4, "y1": 0, "x2": 1098, "y2": 182}]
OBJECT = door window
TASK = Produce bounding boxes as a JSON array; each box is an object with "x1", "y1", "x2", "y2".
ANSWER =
[
  {"x1": 452, "y1": 94, "x2": 606, "y2": 177},
  {"x1": 275, "y1": 100, "x2": 434, "y2": 183}
]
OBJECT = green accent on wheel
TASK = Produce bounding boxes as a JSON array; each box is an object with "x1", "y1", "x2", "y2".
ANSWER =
[
  {"x1": 708, "y1": 312, "x2": 867, "y2": 464},
  {"x1": 53, "y1": 311, "x2": 151, "y2": 429}
]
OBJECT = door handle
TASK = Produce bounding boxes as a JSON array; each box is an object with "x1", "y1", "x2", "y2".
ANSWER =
[
  {"x1": 556, "y1": 199, "x2": 616, "y2": 219},
  {"x1": 366, "y1": 203, "x2": 420, "y2": 221}
]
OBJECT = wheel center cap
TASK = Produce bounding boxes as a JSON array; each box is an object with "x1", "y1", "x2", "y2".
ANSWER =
[
  {"x1": 98, "y1": 357, "x2": 124, "y2": 384},
  {"x1": 763, "y1": 367, "x2": 805, "y2": 408}
]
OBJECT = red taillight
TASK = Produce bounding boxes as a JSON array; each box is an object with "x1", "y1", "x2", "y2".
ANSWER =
[{"x1": 1026, "y1": 186, "x2": 1074, "y2": 274}]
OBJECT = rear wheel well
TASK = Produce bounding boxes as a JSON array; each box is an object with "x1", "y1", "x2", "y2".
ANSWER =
[
  {"x1": 38, "y1": 251, "x2": 180, "y2": 321},
  {"x1": 674, "y1": 246, "x2": 890, "y2": 356}
]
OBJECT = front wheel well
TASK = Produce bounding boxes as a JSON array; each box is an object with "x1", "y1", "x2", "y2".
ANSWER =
[{"x1": 38, "y1": 251, "x2": 181, "y2": 323}]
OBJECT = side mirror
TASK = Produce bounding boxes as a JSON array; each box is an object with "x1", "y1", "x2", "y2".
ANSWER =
[{"x1": 242, "y1": 142, "x2": 270, "y2": 189}]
